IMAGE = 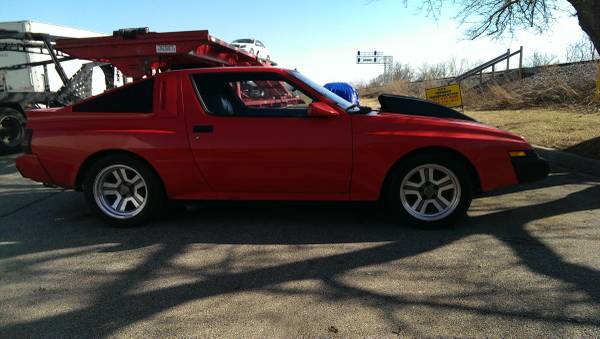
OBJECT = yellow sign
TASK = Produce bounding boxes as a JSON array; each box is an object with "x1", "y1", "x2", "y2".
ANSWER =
[{"x1": 425, "y1": 84, "x2": 463, "y2": 108}]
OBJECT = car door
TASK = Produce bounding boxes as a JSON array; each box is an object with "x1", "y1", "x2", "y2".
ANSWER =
[{"x1": 182, "y1": 71, "x2": 353, "y2": 198}]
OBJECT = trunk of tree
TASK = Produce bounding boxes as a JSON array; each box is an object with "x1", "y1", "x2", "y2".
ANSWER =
[
  {"x1": 568, "y1": 0, "x2": 600, "y2": 98},
  {"x1": 569, "y1": 0, "x2": 600, "y2": 50}
]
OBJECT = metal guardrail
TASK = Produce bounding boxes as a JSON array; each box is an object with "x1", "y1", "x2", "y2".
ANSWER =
[{"x1": 452, "y1": 46, "x2": 523, "y2": 84}]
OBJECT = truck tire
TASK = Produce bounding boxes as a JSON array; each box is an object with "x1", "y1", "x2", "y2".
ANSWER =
[
  {"x1": 0, "y1": 107, "x2": 26, "y2": 154},
  {"x1": 83, "y1": 154, "x2": 165, "y2": 227},
  {"x1": 385, "y1": 151, "x2": 473, "y2": 228}
]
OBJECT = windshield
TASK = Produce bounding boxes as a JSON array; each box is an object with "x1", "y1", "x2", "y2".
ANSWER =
[
  {"x1": 232, "y1": 39, "x2": 254, "y2": 44},
  {"x1": 288, "y1": 70, "x2": 358, "y2": 112}
]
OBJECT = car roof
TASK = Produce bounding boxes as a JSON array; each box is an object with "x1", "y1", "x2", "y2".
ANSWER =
[{"x1": 164, "y1": 66, "x2": 292, "y2": 75}]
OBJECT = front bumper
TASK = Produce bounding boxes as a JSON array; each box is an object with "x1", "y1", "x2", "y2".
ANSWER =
[
  {"x1": 15, "y1": 154, "x2": 53, "y2": 185},
  {"x1": 510, "y1": 152, "x2": 550, "y2": 184}
]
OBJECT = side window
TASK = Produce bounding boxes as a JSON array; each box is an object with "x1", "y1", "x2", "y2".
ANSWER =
[
  {"x1": 256, "y1": 41, "x2": 265, "y2": 47},
  {"x1": 192, "y1": 73, "x2": 313, "y2": 117},
  {"x1": 73, "y1": 78, "x2": 154, "y2": 113}
]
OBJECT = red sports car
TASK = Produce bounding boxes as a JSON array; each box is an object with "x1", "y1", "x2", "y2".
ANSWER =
[{"x1": 16, "y1": 67, "x2": 549, "y2": 227}]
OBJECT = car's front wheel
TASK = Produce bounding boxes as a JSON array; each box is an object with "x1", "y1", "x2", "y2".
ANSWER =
[
  {"x1": 386, "y1": 152, "x2": 473, "y2": 228},
  {"x1": 83, "y1": 154, "x2": 165, "y2": 227}
]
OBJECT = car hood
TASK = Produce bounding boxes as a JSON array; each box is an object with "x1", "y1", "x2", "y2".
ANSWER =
[
  {"x1": 371, "y1": 110, "x2": 527, "y2": 143},
  {"x1": 367, "y1": 94, "x2": 526, "y2": 143}
]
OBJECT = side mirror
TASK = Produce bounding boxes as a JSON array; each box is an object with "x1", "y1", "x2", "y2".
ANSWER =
[{"x1": 308, "y1": 102, "x2": 339, "y2": 118}]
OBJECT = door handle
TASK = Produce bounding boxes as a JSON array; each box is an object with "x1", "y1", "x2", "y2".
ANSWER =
[{"x1": 193, "y1": 125, "x2": 213, "y2": 133}]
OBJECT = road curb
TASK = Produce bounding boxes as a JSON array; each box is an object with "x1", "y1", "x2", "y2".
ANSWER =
[{"x1": 534, "y1": 145, "x2": 600, "y2": 178}]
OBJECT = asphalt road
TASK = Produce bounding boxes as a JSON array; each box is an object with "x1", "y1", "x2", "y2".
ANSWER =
[{"x1": 1, "y1": 153, "x2": 600, "y2": 337}]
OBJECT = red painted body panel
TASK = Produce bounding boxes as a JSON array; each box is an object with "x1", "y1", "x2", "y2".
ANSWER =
[
  {"x1": 180, "y1": 72, "x2": 353, "y2": 199},
  {"x1": 349, "y1": 113, "x2": 526, "y2": 200},
  {"x1": 15, "y1": 154, "x2": 53, "y2": 184},
  {"x1": 17, "y1": 67, "x2": 533, "y2": 202}
]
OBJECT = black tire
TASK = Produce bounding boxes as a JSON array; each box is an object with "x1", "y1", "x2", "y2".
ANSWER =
[
  {"x1": 83, "y1": 154, "x2": 165, "y2": 227},
  {"x1": 385, "y1": 151, "x2": 473, "y2": 228},
  {"x1": 0, "y1": 107, "x2": 26, "y2": 154}
]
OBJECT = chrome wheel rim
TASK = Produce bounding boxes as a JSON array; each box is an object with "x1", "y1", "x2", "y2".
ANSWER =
[
  {"x1": 0, "y1": 115, "x2": 22, "y2": 148},
  {"x1": 93, "y1": 165, "x2": 147, "y2": 219},
  {"x1": 400, "y1": 164, "x2": 461, "y2": 221}
]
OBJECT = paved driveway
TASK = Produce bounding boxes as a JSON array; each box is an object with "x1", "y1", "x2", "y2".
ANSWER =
[{"x1": 1, "y1": 154, "x2": 599, "y2": 337}]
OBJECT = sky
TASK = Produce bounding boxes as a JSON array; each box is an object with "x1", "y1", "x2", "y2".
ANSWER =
[{"x1": 0, "y1": 0, "x2": 587, "y2": 84}]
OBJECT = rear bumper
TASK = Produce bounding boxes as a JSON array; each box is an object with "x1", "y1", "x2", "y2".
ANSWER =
[
  {"x1": 511, "y1": 153, "x2": 550, "y2": 184},
  {"x1": 15, "y1": 154, "x2": 53, "y2": 184}
]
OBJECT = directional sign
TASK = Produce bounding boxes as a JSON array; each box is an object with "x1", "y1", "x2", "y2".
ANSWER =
[
  {"x1": 357, "y1": 51, "x2": 387, "y2": 64},
  {"x1": 357, "y1": 50, "x2": 394, "y2": 82},
  {"x1": 425, "y1": 84, "x2": 463, "y2": 108},
  {"x1": 357, "y1": 57, "x2": 378, "y2": 63}
]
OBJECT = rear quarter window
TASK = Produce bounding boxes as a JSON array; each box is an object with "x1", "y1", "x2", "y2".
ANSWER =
[{"x1": 73, "y1": 78, "x2": 154, "y2": 113}]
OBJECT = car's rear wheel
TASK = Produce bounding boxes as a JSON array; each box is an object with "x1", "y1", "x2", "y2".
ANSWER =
[
  {"x1": 83, "y1": 154, "x2": 165, "y2": 227},
  {"x1": 0, "y1": 107, "x2": 26, "y2": 154},
  {"x1": 386, "y1": 152, "x2": 473, "y2": 228}
]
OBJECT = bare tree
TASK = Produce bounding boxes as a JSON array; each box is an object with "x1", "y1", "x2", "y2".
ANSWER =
[
  {"x1": 408, "y1": 0, "x2": 600, "y2": 57},
  {"x1": 390, "y1": 63, "x2": 415, "y2": 81},
  {"x1": 416, "y1": 62, "x2": 449, "y2": 80},
  {"x1": 446, "y1": 57, "x2": 473, "y2": 77},
  {"x1": 565, "y1": 34, "x2": 599, "y2": 62},
  {"x1": 527, "y1": 51, "x2": 558, "y2": 66}
]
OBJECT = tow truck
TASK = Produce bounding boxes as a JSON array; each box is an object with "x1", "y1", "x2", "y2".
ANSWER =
[{"x1": 0, "y1": 27, "x2": 296, "y2": 153}]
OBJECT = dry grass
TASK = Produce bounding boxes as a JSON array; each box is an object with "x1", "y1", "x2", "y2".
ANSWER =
[
  {"x1": 360, "y1": 96, "x2": 381, "y2": 108},
  {"x1": 465, "y1": 63, "x2": 599, "y2": 111},
  {"x1": 359, "y1": 62, "x2": 599, "y2": 112},
  {"x1": 468, "y1": 108, "x2": 600, "y2": 160}
]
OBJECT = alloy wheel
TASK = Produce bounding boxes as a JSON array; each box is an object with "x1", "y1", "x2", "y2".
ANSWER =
[
  {"x1": 399, "y1": 164, "x2": 461, "y2": 221},
  {"x1": 93, "y1": 164, "x2": 148, "y2": 219}
]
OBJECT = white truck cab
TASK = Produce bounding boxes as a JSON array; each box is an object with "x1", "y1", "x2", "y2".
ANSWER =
[{"x1": 0, "y1": 20, "x2": 124, "y2": 153}]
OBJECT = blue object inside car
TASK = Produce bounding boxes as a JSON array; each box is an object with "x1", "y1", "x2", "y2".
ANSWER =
[{"x1": 324, "y1": 82, "x2": 359, "y2": 106}]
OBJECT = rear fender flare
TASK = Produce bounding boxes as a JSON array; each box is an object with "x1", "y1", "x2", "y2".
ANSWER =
[{"x1": 75, "y1": 149, "x2": 165, "y2": 193}]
